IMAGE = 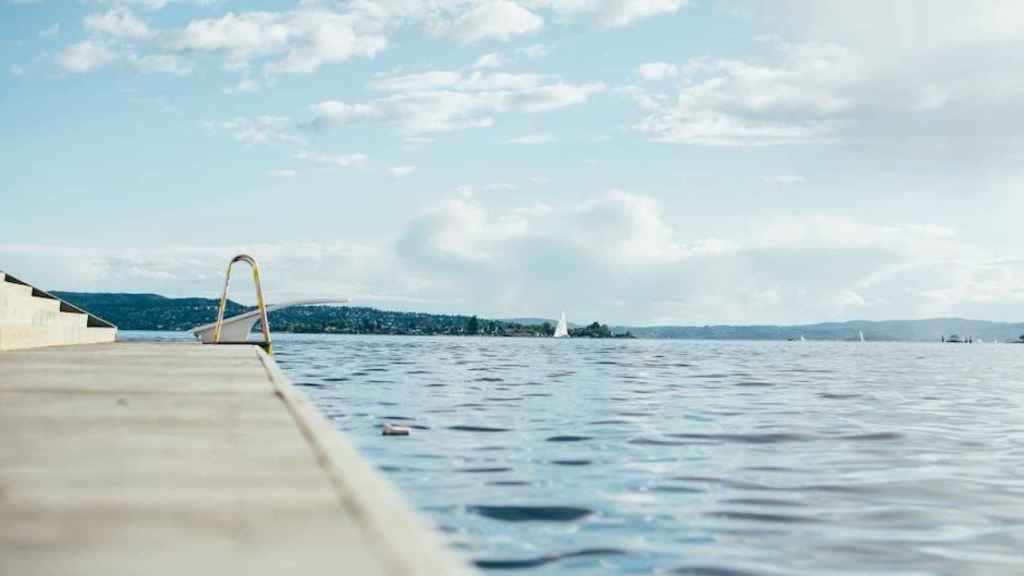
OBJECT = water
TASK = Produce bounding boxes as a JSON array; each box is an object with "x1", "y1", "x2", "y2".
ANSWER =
[{"x1": 124, "y1": 332, "x2": 1024, "y2": 574}]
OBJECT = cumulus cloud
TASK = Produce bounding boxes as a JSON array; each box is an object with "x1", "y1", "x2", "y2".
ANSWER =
[
  {"x1": 3, "y1": 188, "x2": 1020, "y2": 323},
  {"x1": 635, "y1": 61, "x2": 677, "y2": 81},
  {"x1": 388, "y1": 189, "x2": 1019, "y2": 323},
  {"x1": 54, "y1": 0, "x2": 686, "y2": 79},
  {"x1": 174, "y1": 9, "x2": 389, "y2": 75},
  {"x1": 308, "y1": 100, "x2": 382, "y2": 126},
  {"x1": 630, "y1": 41, "x2": 864, "y2": 145},
  {"x1": 531, "y1": 0, "x2": 687, "y2": 27},
  {"x1": 310, "y1": 69, "x2": 605, "y2": 137},
  {"x1": 596, "y1": 0, "x2": 687, "y2": 27},
  {"x1": 57, "y1": 40, "x2": 116, "y2": 73},
  {"x1": 84, "y1": 9, "x2": 151, "y2": 39},
  {"x1": 444, "y1": 0, "x2": 543, "y2": 42},
  {"x1": 665, "y1": 3, "x2": 1024, "y2": 166}
]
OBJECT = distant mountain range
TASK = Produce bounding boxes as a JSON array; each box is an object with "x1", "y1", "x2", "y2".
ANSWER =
[
  {"x1": 53, "y1": 292, "x2": 1024, "y2": 342},
  {"x1": 617, "y1": 319, "x2": 1024, "y2": 342}
]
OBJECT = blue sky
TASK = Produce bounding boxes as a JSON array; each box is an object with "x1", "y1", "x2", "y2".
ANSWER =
[{"x1": 3, "y1": 0, "x2": 1024, "y2": 325}]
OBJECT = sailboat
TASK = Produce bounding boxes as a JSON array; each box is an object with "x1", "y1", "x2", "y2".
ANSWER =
[
  {"x1": 859, "y1": 330, "x2": 866, "y2": 342},
  {"x1": 553, "y1": 312, "x2": 569, "y2": 338}
]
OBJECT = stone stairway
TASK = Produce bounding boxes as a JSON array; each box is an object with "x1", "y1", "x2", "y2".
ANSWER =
[{"x1": 0, "y1": 271, "x2": 116, "y2": 351}]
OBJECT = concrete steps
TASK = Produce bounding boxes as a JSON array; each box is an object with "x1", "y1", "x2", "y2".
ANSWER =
[{"x1": 0, "y1": 271, "x2": 117, "y2": 351}]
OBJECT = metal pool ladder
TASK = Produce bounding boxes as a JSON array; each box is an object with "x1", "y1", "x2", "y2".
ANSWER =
[{"x1": 213, "y1": 254, "x2": 273, "y2": 354}]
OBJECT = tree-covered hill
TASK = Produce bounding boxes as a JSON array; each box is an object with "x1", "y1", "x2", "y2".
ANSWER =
[
  {"x1": 52, "y1": 292, "x2": 630, "y2": 338},
  {"x1": 50, "y1": 292, "x2": 1022, "y2": 341}
]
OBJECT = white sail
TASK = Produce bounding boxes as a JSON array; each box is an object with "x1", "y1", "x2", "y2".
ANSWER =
[
  {"x1": 859, "y1": 330, "x2": 865, "y2": 342},
  {"x1": 553, "y1": 312, "x2": 569, "y2": 338}
]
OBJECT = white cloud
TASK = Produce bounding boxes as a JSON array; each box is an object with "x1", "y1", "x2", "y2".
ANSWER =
[
  {"x1": 632, "y1": 41, "x2": 864, "y2": 145},
  {"x1": 9, "y1": 64, "x2": 24, "y2": 76},
  {"x1": 709, "y1": 3, "x2": 1024, "y2": 166},
  {"x1": 309, "y1": 100, "x2": 382, "y2": 125},
  {"x1": 392, "y1": 190, "x2": 1016, "y2": 323},
  {"x1": 3, "y1": 190, "x2": 1019, "y2": 324},
  {"x1": 174, "y1": 12, "x2": 289, "y2": 58},
  {"x1": 473, "y1": 52, "x2": 501, "y2": 68},
  {"x1": 85, "y1": 10, "x2": 151, "y2": 39},
  {"x1": 295, "y1": 150, "x2": 369, "y2": 168},
  {"x1": 399, "y1": 189, "x2": 728, "y2": 269},
  {"x1": 53, "y1": 1, "x2": 686, "y2": 80},
  {"x1": 90, "y1": 0, "x2": 224, "y2": 11},
  {"x1": 532, "y1": 0, "x2": 687, "y2": 27},
  {"x1": 635, "y1": 61, "x2": 677, "y2": 81},
  {"x1": 389, "y1": 165, "x2": 417, "y2": 177},
  {"x1": 311, "y1": 70, "x2": 604, "y2": 137},
  {"x1": 444, "y1": 1, "x2": 543, "y2": 43},
  {"x1": 94, "y1": 0, "x2": 168, "y2": 10},
  {"x1": 596, "y1": 0, "x2": 687, "y2": 27},
  {"x1": 0, "y1": 240, "x2": 406, "y2": 305},
  {"x1": 173, "y1": 9, "x2": 388, "y2": 75},
  {"x1": 778, "y1": 0, "x2": 1024, "y2": 58},
  {"x1": 57, "y1": 41, "x2": 116, "y2": 73}
]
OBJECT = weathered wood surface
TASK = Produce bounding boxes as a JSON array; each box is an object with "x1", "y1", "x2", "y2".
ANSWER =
[{"x1": 0, "y1": 342, "x2": 472, "y2": 576}]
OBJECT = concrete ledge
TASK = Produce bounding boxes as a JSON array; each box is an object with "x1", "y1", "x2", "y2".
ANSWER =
[
  {"x1": 0, "y1": 279, "x2": 33, "y2": 299},
  {"x1": 0, "y1": 289, "x2": 61, "y2": 313},
  {"x1": 0, "y1": 326, "x2": 117, "y2": 351}
]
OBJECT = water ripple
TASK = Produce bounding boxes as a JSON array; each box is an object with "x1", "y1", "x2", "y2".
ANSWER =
[
  {"x1": 271, "y1": 334, "x2": 1024, "y2": 575},
  {"x1": 468, "y1": 505, "x2": 593, "y2": 522}
]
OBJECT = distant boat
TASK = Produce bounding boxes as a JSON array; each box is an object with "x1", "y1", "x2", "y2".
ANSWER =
[
  {"x1": 800, "y1": 335, "x2": 806, "y2": 342},
  {"x1": 859, "y1": 330, "x2": 865, "y2": 343},
  {"x1": 553, "y1": 312, "x2": 569, "y2": 338}
]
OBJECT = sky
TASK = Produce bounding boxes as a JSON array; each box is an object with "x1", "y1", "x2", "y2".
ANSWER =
[{"x1": 2, "y1": 0, "x2": 1024, "y2": 326}]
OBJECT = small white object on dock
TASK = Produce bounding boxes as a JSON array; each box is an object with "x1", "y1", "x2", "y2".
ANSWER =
[{"x1": 383, "y1": 423, "x2": 411, "y2": 436}]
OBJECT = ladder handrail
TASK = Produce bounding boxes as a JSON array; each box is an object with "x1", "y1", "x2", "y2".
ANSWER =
[{"x1": 213, "y1": 254, "x2": 273, "y2": 354}]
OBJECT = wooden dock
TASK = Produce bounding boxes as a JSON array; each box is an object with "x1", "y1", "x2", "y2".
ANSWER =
[{"x1": 0, "y1": 342, "x2": 473, "y2": 575}]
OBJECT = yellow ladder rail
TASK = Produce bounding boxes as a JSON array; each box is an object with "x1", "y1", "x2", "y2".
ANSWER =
[{"x1": 213, "y1": 254, "x2": 273, "y2": 354}]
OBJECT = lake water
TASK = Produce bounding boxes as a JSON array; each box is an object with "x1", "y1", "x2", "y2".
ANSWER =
[{"x1": 123, "y1": 332, "x2": 1024, "y2": 574}]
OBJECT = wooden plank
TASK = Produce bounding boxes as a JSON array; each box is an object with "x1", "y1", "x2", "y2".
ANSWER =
[{"x1": 0, "y1": 343, "x2": 473, "y2": 576}]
